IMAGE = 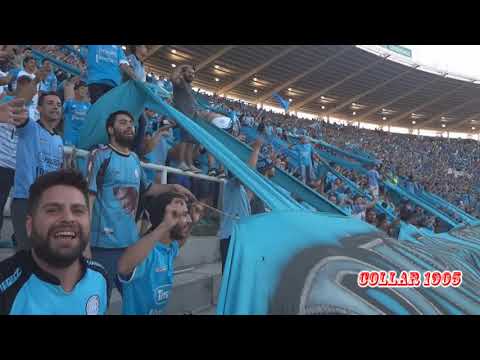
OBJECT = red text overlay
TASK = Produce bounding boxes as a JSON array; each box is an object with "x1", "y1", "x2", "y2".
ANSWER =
[{"x1": 357, "y1": 271, "x2": 462, "y2": 288}]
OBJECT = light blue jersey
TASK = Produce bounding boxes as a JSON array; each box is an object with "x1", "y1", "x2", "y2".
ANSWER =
[
  {"x1": 325, "y1": 172, "x2": 338, "y2": 187},
  {"x1": 84, "y1": 45, "x2": 129, "y2": 87},
  {"x1": 144, "y1": 115, "x2": 174, "y2": 182},
  {"x1": 0, "y1": 251, "x2": 109, "y2": 315},
  {"x1": 119, "y1": 241, "x2": 179, "y2": 315},
  {"x1": 13, "y1": 119, "x2": 63, "y2": 199},
  {"x1": 86, "y1": 145, "x2": 152, "y2": 248},
  {"x1": 63, "y1": 99, "x2": 91, "y2": 147},
  {"x1": 39, "y1": 72, "x2": 57, "y2": 92},
  {"x1": 217, "y1": 178, "x2": 251, "y2": 240},
  {"x1": 292, "y1": 143, "x2": 313, "y2": 166},
  {"x1": 367, "y1": 169, "x2": 380, "y2": 188}
]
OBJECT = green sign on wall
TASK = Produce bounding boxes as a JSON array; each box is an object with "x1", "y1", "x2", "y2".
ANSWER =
[{"x1": 382, "y1": 45, "x2": 412, "y2": 58}]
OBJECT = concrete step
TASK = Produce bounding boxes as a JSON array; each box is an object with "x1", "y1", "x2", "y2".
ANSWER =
[
  {"x1": 194, "y1": 305, "x2": 217, "y2": 315},
  {"x1": 174, "y1": 236, "x2": 220, "y2": 269},
  {"x1": 108, "y1": 262, "x2": 222, "y2": 315}
]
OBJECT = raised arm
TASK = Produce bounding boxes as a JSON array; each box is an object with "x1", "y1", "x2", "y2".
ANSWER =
[
  {"x1": 120, "y1": 62, "x2": 137, "y2": 81},
  {"x1": 63, "y1": 76, "x2": 78, "y2": 101},
  {"x1": 144, "y1": 182, "x2": 195, "y2": 201},
  {"x1": 117, "y1": 202, "x2": 182, "y2": 276},
  {"x1": 366, "y1": 193, "x2": 378, "y2": 209},
  {"x1": 248, "y1": 138, "x2": 263, "y2": 169}
]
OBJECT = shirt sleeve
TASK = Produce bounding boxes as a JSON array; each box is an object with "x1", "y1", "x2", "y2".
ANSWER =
[
  {"x1": 86, "y1": 148, "x2": 107, "y2": 194},
  {"x1": 118, "y1": 47, "x2": 129, "y2": 66},
  {"x1": 171, "y1": 241, "x2": 180, "y2": 258},
  {"x1": 126, "y1": 54, "x2": 134, "y2": 67},
  {"x1": 63, "y1": 99, "x2": 72, "y2": 113},
  {"x1": 139, "y1": 157, "x2": 153, "y2": 193},
  {"x1": 15, "y1": 118, "x2": 36, "y2": 137},
  {"x1": 118, "y1": 250, "x2": 154, "y2": 284}
]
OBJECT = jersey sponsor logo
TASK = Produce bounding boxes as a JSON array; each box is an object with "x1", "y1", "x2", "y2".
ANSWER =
[
  {"x1": 155, "y1": 266, "x2": 167, "y2": 273},
  {"x1": 0, "y1": 267, "x2": 22, "y2": 293},
  {"x1": 102, "y1": 227, "x2": 114, "y2": 235},
  {"x1": 154, "y1": 285, "x2": 170, "y2": 305},
  {"x1": 86, "y1": 295, "x2": 100, "y2": 315}
]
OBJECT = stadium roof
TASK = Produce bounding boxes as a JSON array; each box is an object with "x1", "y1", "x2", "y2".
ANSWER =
[{"x1": 144, "y1": 45, "x2": 480, "y2": 133}]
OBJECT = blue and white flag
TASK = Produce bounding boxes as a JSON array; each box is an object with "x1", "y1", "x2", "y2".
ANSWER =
[{"x1": 272, "y1": 92, "x2": 290, "y2": 111}]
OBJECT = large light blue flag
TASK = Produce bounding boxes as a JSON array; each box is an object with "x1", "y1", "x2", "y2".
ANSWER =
[{"x1": 218, "y1": 211, "x2": 480, "y2": 314}]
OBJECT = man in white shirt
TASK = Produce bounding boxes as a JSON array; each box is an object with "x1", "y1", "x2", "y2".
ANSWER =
[{"x1": 16, "y1": 57, "x2": 48, "y2": 121}]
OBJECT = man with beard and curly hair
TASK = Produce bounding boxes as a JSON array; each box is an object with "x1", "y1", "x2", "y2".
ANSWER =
[
  {"x1": 0, "y1": 170, "x2": 110, "y2": 315},
  {"x1": 117, "y1": 192, "x2": 203, "y2": 315},
  {"x1": 86, "y1": 111, "x2": 195, "y2": 297}
]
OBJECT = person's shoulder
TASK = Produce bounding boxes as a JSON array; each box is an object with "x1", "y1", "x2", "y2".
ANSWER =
[
  {"x1": 84, "y1": 259, "x2": 109, "y2": 284},
  {"x1": 127, "y1": 151, "x2": 141, "y2": 163},
  {"x1": 0, "y1": 251, "x2": 32, "y2": 289},
  {"x1": 90, "y1": 144, "x2": 111, "y2": 159}
]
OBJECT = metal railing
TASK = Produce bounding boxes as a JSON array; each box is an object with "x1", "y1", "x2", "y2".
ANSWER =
[{"x1": 63, "y1": 146, "x2": 225, "y2": 184}]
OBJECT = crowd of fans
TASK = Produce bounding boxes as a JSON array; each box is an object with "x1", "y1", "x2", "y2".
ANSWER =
[
  {"x1": 0, "y1": 44, "x2": 477, "y2": 315},
  {"x1": 201, "y1": 93, "x2": 480, "y2": 213}
]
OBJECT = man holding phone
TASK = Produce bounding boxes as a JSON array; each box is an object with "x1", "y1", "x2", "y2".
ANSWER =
[
  {"x1": 0, "y1": 90, "x2": 64, "y2": 252},
  {"x1": 142, "y1": 108, "x2": 177, "y2": 182}
]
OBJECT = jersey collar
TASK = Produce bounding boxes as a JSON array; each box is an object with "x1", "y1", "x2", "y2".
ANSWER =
[
  {"x1": 37, "y1": 119, "x2": 58, "y2": 136},
  {"x1": 108, "y1": 143, "x2": 130, "y2": 157},
  {"x1": 27, "y1": 250, "x2": 88, "y2": 286}
]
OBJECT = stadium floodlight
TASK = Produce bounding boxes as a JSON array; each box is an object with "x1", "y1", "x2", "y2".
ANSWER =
[
  {"x1": 382, "y1": 117, "x2": 387, "y2": 120},
  {"x1": 254, "y1": 89, "x2": 258, "y2": 93},
  {"x1": 352, "y1": 112, "x2": 356, "y2": 116},
  {"x1": 288, "y1": 88, "x2": 292, "y2": 91},
  {"x1": 472, "y1": 127, "x2": 476, "y2": 130},
  {"x1": 215, "y1": 78, "x2": 220, "y2": 82},
  {"x1": 171, "y1": 49, "x2": 177, "y2": 54},
  {"x1": 253, "y1": 77, "x2": 258, "y2": 81},
  {"x1": 442, "y1": 124, "x2": 446, "y2": 128},
  {"x1": 412, "y1": 120, "x2": 416, "y2": 124},
  {"x1": 289, "y1": 99, "x2": 292, "y2": 102},
  {"x1": 214, "y1": 65, "x2": 220, "y2": 69},
  {"x1": 321, "y1": 106, "x2": 326, "y2": 110},
  {"x1": 171, "y1": 64, "x2": 176, "y2": 68},
  {"x1": 122, "y1": 45, "x2": 127, "y2": 50}
]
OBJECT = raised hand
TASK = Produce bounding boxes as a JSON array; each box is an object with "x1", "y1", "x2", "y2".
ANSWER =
[
  {"x1": 162, "y1": 202, "x2": 183, "y2": 230},
  {"x1": 0, "y1": 98, "x2": 28, "y2": 126},
  {"x1": 190, "y1": 202, "x2": 205, "y2": 224},
  {"x1": 171, "y1": 184, "x2": 196, "y2": 201},
  {"x1": 35, "y1": 67, "x2": 49, "y2": 82}
]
